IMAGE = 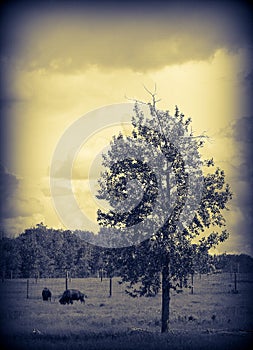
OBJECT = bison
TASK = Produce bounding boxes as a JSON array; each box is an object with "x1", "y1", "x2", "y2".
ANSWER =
[
  {"x1": 59, "y1": 289, "x2": 86, "y2": 305},
  {"x1": 42, "y1": 287, "x2": 52, "y2": 301}
]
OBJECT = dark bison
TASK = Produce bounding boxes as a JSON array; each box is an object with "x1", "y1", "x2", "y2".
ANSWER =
[
  {"x1": 42, "y1": 287, "x2": 52, "y2": 301},
  {"x1": 59, "y1": 289, "x2": 86, "y2": 305}
]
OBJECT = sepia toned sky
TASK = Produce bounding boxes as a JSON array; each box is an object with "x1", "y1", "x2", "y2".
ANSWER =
[{"x1": 0, "y1": 1, "x2": 252, "y2": 255}]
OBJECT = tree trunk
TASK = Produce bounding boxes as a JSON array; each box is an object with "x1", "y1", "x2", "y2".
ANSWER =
[
  {"x1": 26, "y1": 279, "x2": 29, "y2": 299},
  {"x1": 161, "y1": 157, "x2": 171, "y2": 333},
  {"x1": 191, "y1": 273, "x2": 194, "y2": 294},
  {"x1": 161, "y1": 262, "x2": 170, "y2": 333}
]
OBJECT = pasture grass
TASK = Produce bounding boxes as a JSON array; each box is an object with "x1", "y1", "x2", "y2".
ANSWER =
[{"x1": 0, "y1": 273, "x2": 252, "y2": 349}]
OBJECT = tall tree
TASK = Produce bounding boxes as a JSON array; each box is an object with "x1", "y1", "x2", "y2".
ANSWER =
[
  {"x1": 0, "y1": 235, "x2": 21, "y2": 279},
  {"x1": 97, "y1": 92, "x2": 232, "y2": 332}
]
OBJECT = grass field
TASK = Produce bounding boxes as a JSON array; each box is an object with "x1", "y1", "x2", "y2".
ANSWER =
[{"x1": 0, "y1": 273, "x2": 252, "y2": 349}]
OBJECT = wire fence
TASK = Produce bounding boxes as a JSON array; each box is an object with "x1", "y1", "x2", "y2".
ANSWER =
[
  {"x1": 0, "y1": 276, "x2": 127, "y2": 302},
  {"x1": 1, "y1": 273, "x2": 252, "y2": 302}
]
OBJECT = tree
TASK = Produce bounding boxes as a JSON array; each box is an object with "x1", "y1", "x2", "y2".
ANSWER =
[
  {"x1": 0, "y1": 234, "x2": 21, "y2": 279},
  {"x1": 97, "y1": 91, "x2": 232, "y2": 333},
  {"x1": 18, "y1": 228, "x2": 39, "y2": 278},
  {"x1": 5, "y1": 224, "x2": 97, "y2": 279}
]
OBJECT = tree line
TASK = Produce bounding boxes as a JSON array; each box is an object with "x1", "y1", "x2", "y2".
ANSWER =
[
  {"x1": 1, "y1": 223, "x2": 252, "y2": 281},
  {"x1": 0, "y1": 223, "x2": 103, "y2": 279}
]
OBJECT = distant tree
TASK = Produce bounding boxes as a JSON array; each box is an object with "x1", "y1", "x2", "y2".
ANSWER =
[
  {"x1": 214, "y1": 253, "x2": 253, "y2": 273},
  {"x1": 18, "y1": 228, "x2": 39, "y2": 278},
  {"x1": 72, "y1": 242, "x2": 90, "y2": 277},
  {"x1": 192, "y1": 245, "x2": 211, "y2": 275},
  {"x1": 0, "y1": 235, "x2": 21, "y2": 279},
  {"x1": 16, "y1": 224, "x2": 85, "y2": 278},
  {"x1": 15, "y1": 224, "x2": 99, "y2": 278},
  {"x1": 97, "y1": 92, "x2": 232, "y2": 332}
]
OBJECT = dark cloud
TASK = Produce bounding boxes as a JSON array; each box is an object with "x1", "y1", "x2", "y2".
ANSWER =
[
  {"x1": 0, "y1": 164, "x2": 18, "y2": 202},
  {"x1": 233, "y1": 117, "x2": 253, "y2": 144},
  {"x1": 0, "y1": 1, "x2": 252, "y2": 73},
  {"x1": 0, "y1": 165, "x2": 19, "y2": 222},
  {"x1": 244, "y1": 70, "x2": 253, "y2": 91},
  {"x1": 215, "y1": 115, "x2": 253, "y2": 255},
  {"x1": 236, "y1": 162, "x2": 253, "y2": 183},
  {"x1": 0, "y1": 165, "x2": 43, "y2": 222},
  {"x1": 233, "y1": 116, "x2": 253, "y2": 186},
  {"x1": 233, "y1": 210, "x2": 253, "y2": 256},
  {"x1": 233, "y1": 116, "x2": 253, "y2": 256}
]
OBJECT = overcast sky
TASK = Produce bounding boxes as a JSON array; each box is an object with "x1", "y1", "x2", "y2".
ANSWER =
[{"x1": 0, "y1": 1, "x2": 252, "y2": 255}]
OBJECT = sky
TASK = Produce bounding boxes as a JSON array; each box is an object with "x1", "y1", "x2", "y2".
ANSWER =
[{"x1": 0, "y1": 1, "x2": 252, "y2": 255}]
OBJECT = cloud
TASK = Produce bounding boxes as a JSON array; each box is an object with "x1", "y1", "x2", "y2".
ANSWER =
[
  {"x1": 43, "y1": 185, "x2": 72, "y2": 198},
  {"x1": 0, "y1": 165, "x2": 43, "y2": 222},
  {"x1": 233, "y1": 116, "x2": 253, "y2": 144},
  {"x1": 243, "y1": 70, "x2": 253, "y2": 91},
  {"x1": 0, "y1": 165, "x2": 20, "y2": 221},
  {"x1": 0, "y1": 164, "x2": 19, "y2": 201},
  {"x1": 233, "y1": 117, "x2": 253, "y2": 184},
  {"x1": 2, "y1": 214, "x2": 46, "y2": 237},
  {"x1": 232, "y1": 117, "x2": 253, "y2": 255},
  {"x1": 215, "y1": 116, "x2": 253, "y2": 159},
  {"x1": 207, "y1": 114, "x2": 253, "y2": 255},
  {"x1": 1, "y1": 1, "x2": 252, "y2": 73},
  {"x1": 3, "y1": 197, "x2": 43, "y2": 219}
]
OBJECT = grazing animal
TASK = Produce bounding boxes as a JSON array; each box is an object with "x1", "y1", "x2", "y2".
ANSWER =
[
  {"x1": 42, "y1": 287, "x2": 52, "y2": 301},
  {"x1": 59, "y1": 289, "x2": 86, "y2": 305}
]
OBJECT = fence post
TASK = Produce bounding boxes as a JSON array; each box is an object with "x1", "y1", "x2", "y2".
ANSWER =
[
  {"x1": 109, "y1": 277, "x2": 112, "y2": 297},
  {"x1": 27, "y1": 279, "x2": 29, "y2": 299},
  {"x1": 234, "y1": 272, "x2": 237, "y2": 293},
  {"x1": 65, "y1": 271, "x2": 69, "y2": 290}
]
